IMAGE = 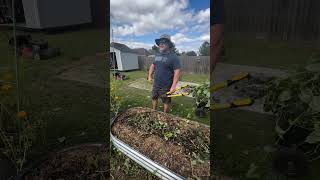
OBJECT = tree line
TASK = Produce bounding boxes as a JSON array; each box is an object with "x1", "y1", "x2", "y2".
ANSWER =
[{"x1": 149, "y1": 41, "x2": 210, "y2": 56}]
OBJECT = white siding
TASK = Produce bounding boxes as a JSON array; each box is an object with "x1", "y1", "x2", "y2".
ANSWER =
[
  {"x1": 121, "y1": 53, "x2": 139, "y2": 71},
  {"x1": 22, "y1": 0, "x2": 91, "y2": 29},
  {"x1": 22, "y1": 0, "x2": 41, "y2": 29},
  {"x1": 110, "y1": 47, "x2": 123, "y2": 70}
]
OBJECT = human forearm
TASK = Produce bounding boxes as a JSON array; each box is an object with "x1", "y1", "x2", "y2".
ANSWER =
[
  {"x1": 148, "y1": 64, "x2": 155, "y2": 80},
  {"x1": 171, "y1": 69, "x2": 180, "y2": 89},
  {"x1": 211, "y1": 24, "x2": 224, "y2": 71}
]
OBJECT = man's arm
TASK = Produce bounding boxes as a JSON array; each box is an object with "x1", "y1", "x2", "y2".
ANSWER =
[
  {"x1": 170, "y1": 69, "x2": 180, "y2": 93},
  {"x1": 148, "y1": 64, "x2": 155, "y2": 81}
]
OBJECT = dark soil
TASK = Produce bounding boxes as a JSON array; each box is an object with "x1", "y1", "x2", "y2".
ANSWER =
[
  {"x1": 111, "y1": 107, "x2": 210, "y2": 179},
  {"x1": 24, "y1": 144, "x2": 108, "y2": 180}
]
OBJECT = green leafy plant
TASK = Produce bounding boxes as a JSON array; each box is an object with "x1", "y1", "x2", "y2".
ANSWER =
[
  {"x1": 0, "y1": 71, "x2": 45, "y2": 174},
  {"x1": 191, "y1": 81, "x2": 210, "y2": 108},
  {"x1": 264, "y1": 58, "x2": 320, "y2": 145},
  {"x1": 110, "y1": 78, "x2": 122, "y2": 116}
]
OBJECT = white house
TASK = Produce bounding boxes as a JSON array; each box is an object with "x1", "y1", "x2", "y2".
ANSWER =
[{"x1": 110, "y1": 42, "x2": 139, "y2": 71}]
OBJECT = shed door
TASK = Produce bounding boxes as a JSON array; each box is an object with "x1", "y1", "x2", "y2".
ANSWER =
[{"x1": 110, "y1": 52, "x2": 118, "y2": 69}]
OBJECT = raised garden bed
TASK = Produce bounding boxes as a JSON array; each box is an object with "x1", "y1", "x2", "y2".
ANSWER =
[
  {"x1": 111, "y1": 107, "x2": 210, "y2": 179},
  {"x1": 18, "y1": 143, "x2": 108, "y2": 180}
]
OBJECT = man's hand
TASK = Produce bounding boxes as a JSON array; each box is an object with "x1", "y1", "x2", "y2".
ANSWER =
[
  {"x1": 147, "y1": 76, "x2": 153, "y2": 83},
  {"x1": 169, "y1": 86, "x2": 176, "y2": 94}
]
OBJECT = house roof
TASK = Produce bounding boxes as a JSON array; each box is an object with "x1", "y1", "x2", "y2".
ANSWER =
[
  {"x1": 132, "y1": 48, "x2": 151, "y2": 56},
  {"x1": 110, "y1": 42, "x2": 135, "y2": 53}
]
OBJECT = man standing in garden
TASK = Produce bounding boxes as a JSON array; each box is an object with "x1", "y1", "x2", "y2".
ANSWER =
[{"x1": 148, "y1": 34, "x2": 181, "y2": 113}]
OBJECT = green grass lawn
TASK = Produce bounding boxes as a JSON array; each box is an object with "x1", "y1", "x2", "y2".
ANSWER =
[
  {"x1": 0, "y1": 28, "x2": 107, "y2": 154},
  {"x1": 111, "y1": 70, "x2": 210, "y2": 125}
]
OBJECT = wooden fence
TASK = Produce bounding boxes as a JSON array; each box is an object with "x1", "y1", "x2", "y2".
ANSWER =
[
  {"x1": 138, "y1": 56, "x2": 210, "y2": 75},
  {"x1": 224, "y1": 0, "x2": 320, "y2": 41}
]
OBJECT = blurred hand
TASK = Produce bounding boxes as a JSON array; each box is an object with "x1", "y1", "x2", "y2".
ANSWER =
[{"x1": 169, "y1": 86, "x2": 176, "y2": 94}]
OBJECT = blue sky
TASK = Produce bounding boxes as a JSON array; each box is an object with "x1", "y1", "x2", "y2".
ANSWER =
[{"x1": 110, "y1": 0, "x2": 210, "y2": 54}]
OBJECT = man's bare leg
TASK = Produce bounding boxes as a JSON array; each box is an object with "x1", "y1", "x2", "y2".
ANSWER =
[
  {"x1": 163, "y1": 103, "x2": 170, "y2": 113},
  {"x1": 152, "y1": 99, "x2": 158, "y2": 110}
]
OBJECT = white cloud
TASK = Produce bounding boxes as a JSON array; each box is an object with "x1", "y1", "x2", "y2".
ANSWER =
[
  {"x1": 171, "y1": 32, "x2": 210, "y2": 53},
  {"x1": 110, "y1": 0, "x2": 210, "y2": 52},
  {"x1": 199, "y1": 34, "x2": 210, "y2": 42},
  {"x1": 172, "y1": 33, "x2": 194, "y2": 43},
  {"x1": 110, "y1": 0, "x2": 208, "y2": 37},
  {"x1": 193, "y1": 8, "x2": 210, "y2": 23},
  {"x1": 113, "y1": 38, "x2": 154, "y2": 50}
]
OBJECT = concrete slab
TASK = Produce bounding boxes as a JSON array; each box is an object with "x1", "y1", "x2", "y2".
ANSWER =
[
  {"x1": 56, "y1": 55, "x2": 107, "y2": 88},
  {"x1": 212, "y1": 63, "x2": 287, "y2": 114}
]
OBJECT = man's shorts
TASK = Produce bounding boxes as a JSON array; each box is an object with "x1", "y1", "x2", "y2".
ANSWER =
[{"x1": 151, "y1": 88, "x2": 171, "y2": 104}]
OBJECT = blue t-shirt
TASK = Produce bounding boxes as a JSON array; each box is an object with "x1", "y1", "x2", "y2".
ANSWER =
[
  {"x1": 152, "y1": 51, "x2": 181, "y2": 89},
  {"x1": 211, "y1": 0, "x2": 225, "y2": 25}
]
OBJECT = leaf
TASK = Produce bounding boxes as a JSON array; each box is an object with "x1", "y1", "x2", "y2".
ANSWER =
[
  {"x1": 299, "y1": 89, "x2": 313, "y2": 103},
  {"x1": 191, "y1": 160, "x2": 197, "y2": 166},
  {"x1": 246, "y1": 163, "x2": 260, "y2": 179},
  {"x1": 306, "y1": 63, "x2": 320, "y2": 72},
  {"x1": 242, "y1": 150, "x2": 249, "y2": 155},
  {"x1": 305, "y1": 129, "x2": 320, "y2": 144},
  {"x1": 164, "y1": 132, "x2": 173, "y2": 140},
  {"x1": 309, "y1": 96, "x2": 320, "y2": 111},
  {"x1": 263, "y1": 145, "x2": 276, "y2": 153},
  {"x1": 57, "y1": 136, "x2": 66, "y2": 143},
  {"x1": 279, "y1": 90, "x2": 291, "y2": 101},
  {"x1": 187, "y1": 113, "x2": 192, "y2": 119},
  {"x1": 80, "y1": 131, "x2": 85, "y2": 136},
  {"x1": 53, "y1": 107, "x2": 62, "y2": 111},
  {"x1": 275, "y1": 125, "x2": 286, "y2": 136}
]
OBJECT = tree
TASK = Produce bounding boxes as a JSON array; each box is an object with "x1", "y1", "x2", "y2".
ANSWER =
[
  {"x1": 152, "y1": 45, "x2": 159, "y2": 52},
  {"x1": 186, "y1": 51, "x2": 197, "y2": 56},
  {"x1": 171, "y1": 43, "x2": 180, "y2": 55},
  {"x1": 149, "y1": 45, "x2": 159, "y2": 54},
  {"x1": 199, "y1": 41, "x2": 210, "y2": 56},
  {"x1": 149, "y1": 45, "x2": 159, "y2": 55}
]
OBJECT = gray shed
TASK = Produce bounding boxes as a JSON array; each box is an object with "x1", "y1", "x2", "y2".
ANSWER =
[
  {"x1": 20, "y1": 0, "x2": 91, "y2": 29},
  {"x1": 110, "y1": 42, "x2": 139, "y2": 71}
]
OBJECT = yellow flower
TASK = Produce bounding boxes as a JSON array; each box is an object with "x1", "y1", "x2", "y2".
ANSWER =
[
  {"x1": 17, "y1": 111, "x2": 27, "y2": 120},
  {"x1": 115, "y1": 96, "x2": 119, "y2": 100},
  {"x1": 3, "y1": 73, "x2": 13, "y2": 81},
  {"x1": 1, "y1": 84, "x2": 12, "y2": 92}
]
